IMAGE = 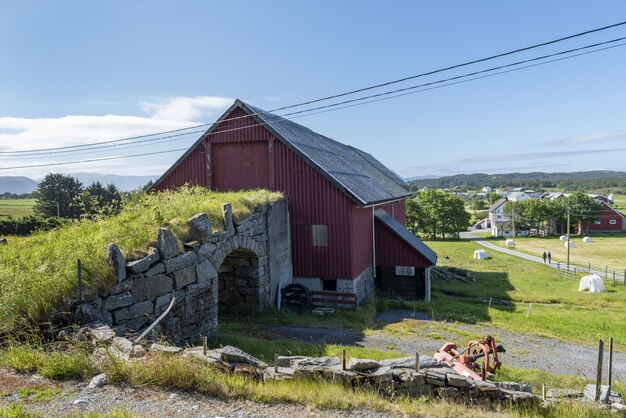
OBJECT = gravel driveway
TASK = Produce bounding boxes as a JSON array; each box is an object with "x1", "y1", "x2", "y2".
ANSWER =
[
  {"x1": 266, "y1": 310, "x2": 626, "y2": 380},
  {"x1": 0, "y1": 369, "x2": 391, "y2": 418}
]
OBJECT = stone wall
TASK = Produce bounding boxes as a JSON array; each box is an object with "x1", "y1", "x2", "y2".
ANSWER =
[{"x1": 75, "y1": 199, "x2": 292, "y2": 344}]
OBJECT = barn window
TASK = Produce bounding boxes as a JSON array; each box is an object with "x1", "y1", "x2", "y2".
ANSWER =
[
  {"x1": 312, "y1": 225, "x2": 328, "y2": 247},
  {"x1": 594, "y1": 219, "x2": 602, "y2": 225},
  {"x1": 322, "y1": 279, "x2": 337, "y2": 292},
  {"x1": 610, "y1": 219, "x2": 617, "y2": 225},
  {"x1": 395, "y1": 266, "x2": 415, "y2": 276}
]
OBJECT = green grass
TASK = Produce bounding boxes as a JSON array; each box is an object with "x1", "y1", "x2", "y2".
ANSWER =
[
  {"x1": 16, "y1": 387, "x2": 60, "y2": 402},
  {"x1": 0, "y1": 199, "x2": 36, "y2": 219},
  {"x1": 1, "y1": 342, "x2": 620, "y2": 418},
  {"x1": 425, "y1": 240, "x2": 626, "y2": 346},
  {"x1": 488, "y1": 234, "x2": 626, "y2": 271},
  {"x1": 0, "y1": 187, "x2": 282, "y2": 334}
]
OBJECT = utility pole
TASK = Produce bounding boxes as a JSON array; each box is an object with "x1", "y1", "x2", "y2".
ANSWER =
[
  {"x1": 511, "y1": 209, "x2": 515, "y2": 248},
  {"x1": 56, "y1": 201, "x2": 60, "y2": 218},
  {"x1": 566, "y1": 209, "x2": 571, "y2": 270}
]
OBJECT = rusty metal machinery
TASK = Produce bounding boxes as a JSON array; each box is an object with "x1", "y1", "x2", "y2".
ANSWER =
[{"x1": 433, "y1": 335, "x2": 505, "y2": 381}]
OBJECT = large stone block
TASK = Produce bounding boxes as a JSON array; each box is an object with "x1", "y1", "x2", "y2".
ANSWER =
[
  {"x1": 188, "y1": 213, "x2": 212, "y2": 244},
  {"x1": 128, "y1": 299, "x2": 154, "y2": 318},
  {"x1": 131, "y1": 274, "x2": 173, "y2": 301},
  {"x1": 164, "y1": 251, "x2": 198, "y2": 274},
  {"x1": 102, "y1": 292, "x2": 133, "y2": 311},
  {"x1": 198, "y1": 243, "x2": 217, "y2": 260},
  {"x1": 222, "y1": 203, "x2": 235, "y2": 236},
  {"x1": 157, "y1": 228, "x2": 181, "y2": 259},
  {"x1": 145, "y1": 262, "x2": 165, "y2": 277},
  {"x1": 126, "y1": 247, "x2": 160, "y2": 274},
  {"x1": 106, "y1": 243, "x2": 126, "y2": 283},
  {"x1": 196, "y1": 259, "x2": 217, "y2": 285},
  {"x1": 173, "y1": 266, "x2": 197, "y2": 290}
]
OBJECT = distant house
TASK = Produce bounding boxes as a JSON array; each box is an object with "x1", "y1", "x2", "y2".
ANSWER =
[
  {"x1": 506, "y1": 191, "x2": 532, "y2": 202},
  {"x1": 488, "y1": 198, "x2": 509, "y2": 237},
  {"x1": 577, "y1": 201, "x2": 626, "y2": 234},
  {"x1": 150, "y1": 100, "x2": 437, "y2": 303},
  {"x1": 481, "y1": 186, "x2": 492, "y2": 193}
]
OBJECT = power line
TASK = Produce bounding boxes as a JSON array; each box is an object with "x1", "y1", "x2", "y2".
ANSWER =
[
  {"x1": 1, "y1": 39, "x2": 625, "y2": 169},
  {"x1": 2, "y1": 20, "x2": 626, "y2": 156},
  {"x1": 3, "y1": 36, "x2": 626, "y2": 162},
  {"x1": 0, "y1": 148, "x2": 188, "y2": 171}
]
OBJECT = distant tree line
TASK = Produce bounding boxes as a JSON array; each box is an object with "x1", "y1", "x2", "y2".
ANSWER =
[
  {"x1": 0, "y1": 173, "x2": 148, "y2": 236},
  {"x1": 0, "y1": 192, "x2": 36, "y2": 199},
  {"x1": 406, "y1": 190, "x2": 470, "y2": 240},
  {"x1": 409, "y1": 170, "x2": 626, "y2": 192}
]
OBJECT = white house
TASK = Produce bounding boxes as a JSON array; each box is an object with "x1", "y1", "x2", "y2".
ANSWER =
[
  {"x1": 488, "y1": 198, "x2": 509, "y2": 237},
  {"x1": 507, "y1": 191, "x2": 532, "y2": 202}
]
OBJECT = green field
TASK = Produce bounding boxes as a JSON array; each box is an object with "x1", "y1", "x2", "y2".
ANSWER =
[
  {"x1": 425, "y1": 240, "x2": 626, "y2": 347},
  {"x1": 0, "y1": 199, "x2": 36, "y2": 219},
  {"x1": 488, "y1": 234, "x2": 626, "y2": 272}
]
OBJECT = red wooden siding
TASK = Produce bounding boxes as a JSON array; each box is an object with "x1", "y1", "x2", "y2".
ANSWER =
[
  {"x1": 273, "y1": 140, "x2": 354, "y2": 279},
  {"x1": 156, "y1": 145, "x2": 207, "y2": 190},
  {"x1": 212, "y1": 141, "x2": 269, "y2": 191},
  {"x1": 578, "y1": 202, "x2": 625, "y2": 233},
  {"x1": 375, "y1": 220, "x2": 433, "y2": 268},
  {"x1": 377, "y1": 200, "x2": 406, "y2": 225}
]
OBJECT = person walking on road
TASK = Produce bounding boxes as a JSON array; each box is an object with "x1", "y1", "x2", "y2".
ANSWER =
[
  {"x1": 547, "y1": 251, "x2": 551, "y2": 264},
  {"x1": 542, "y1": 251, "x2": 547, "y2": 263}
]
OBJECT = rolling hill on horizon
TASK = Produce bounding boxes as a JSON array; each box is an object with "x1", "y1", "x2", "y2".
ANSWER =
[
  {"x1": 408, "y1": 170, "x2": 626, "y2": 191},
  {"x1": 0, "y1": 173, "x2": 158, "y2": 194}
]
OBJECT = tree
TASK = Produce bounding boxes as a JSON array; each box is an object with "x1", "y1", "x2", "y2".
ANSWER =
[
  {"x1": 34, "y1": 173, "x2": 83, "y2": 218},
  {"x1": 408, "y1": 190, "x2": 470, "y2": 240},
  {"x1": 81, "y1": 182, "x2": 123, "y2": 218},
  {"x1": 563, "y1": 192, "x2": 603, "y2": 234}
]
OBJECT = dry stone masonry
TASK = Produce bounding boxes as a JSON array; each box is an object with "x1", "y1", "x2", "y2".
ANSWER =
[{"x1": 74, "y1": 200, "x2": 292, "y2": 344}]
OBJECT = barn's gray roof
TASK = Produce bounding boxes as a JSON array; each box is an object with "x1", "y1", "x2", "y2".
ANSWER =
[
  {"x1": 150, "y1": 100, "x2": 410, "y2": 206},
  {"x1": 374, "y1": 209, "x2": 437, "y2": 265},
  {"x1": 244, "y1": 102, "x2": 410, "y2": 206}
]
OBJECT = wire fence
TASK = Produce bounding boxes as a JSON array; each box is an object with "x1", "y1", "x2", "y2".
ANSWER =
[{"x1": 555, "y1": 261, "x2": 626, "y2": 286}]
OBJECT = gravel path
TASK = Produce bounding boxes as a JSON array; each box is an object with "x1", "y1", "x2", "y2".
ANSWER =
[
  {"x1": 266, "y1": 310, "x2": 626, "y2": 379},
  {"x1": 0, "y1": 369, "x2": 391, "y2": 418}
]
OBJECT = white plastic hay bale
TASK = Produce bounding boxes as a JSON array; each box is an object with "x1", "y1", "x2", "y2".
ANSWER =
[
  {"x1": 505, "y1": 239, "x2": 515, "y2": 246},
  {"x1": 579, "y1": 274, "x2": 605, "y2": 293},
  {"x1": 583, "y1": 236, "x2": 592, "y2": 243},
  {"x1": 564, "y1": 241, "x2": 576, "y2": 248},
  {"x1": 473, "y1": 249, "x2": 488, "y2": 259},
  {"x1": 559, "y1": 235, "x2": 568, "y2": 241}
]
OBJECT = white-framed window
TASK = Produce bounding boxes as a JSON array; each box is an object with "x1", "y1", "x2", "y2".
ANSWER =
[
  {"x1": 311, "y1": 225, "x2": 328, "y2": 247},
  {"x1": 610, "y1": 219, "x2": 617, "y2": 225},
  {"x1": 395, "y1": 266, "x2": 415, "y2": 276},
  {"x1": 594, "y1": 219, "x2": 602, "y2": 225}
]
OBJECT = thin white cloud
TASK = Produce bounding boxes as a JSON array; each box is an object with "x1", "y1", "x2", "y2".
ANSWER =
[
  {"x1": 0, "y1": 96, "x2": 234, "y2": 178},
  {"x1": 141, "y1": 96, "x2": 233, "y2": 121},
  {"x1": 460, "y1": 148, "x2": 626, "y2": 163},
  {"x1": 545, "y1": 131, "x2": 626, "y2": 145}
]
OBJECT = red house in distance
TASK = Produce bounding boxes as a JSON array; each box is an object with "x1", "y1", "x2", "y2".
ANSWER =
[{"x1": 150, "y1": 100, "x2": 436, "y2": 303}]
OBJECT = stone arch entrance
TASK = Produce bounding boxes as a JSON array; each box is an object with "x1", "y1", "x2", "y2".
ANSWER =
[{"x1": 217, "y1": 247, "x2": 260, "y2": 316}]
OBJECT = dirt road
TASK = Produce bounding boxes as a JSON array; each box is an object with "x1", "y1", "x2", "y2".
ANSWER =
[{"x1": 265, "y1": 310, "x2": 625, "y2": 379}]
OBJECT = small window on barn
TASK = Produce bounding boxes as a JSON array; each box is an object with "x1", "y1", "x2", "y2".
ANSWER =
[
  {"x1": 395, "y1": 266, "x2": 415, "y2": 276},
  {"x1": 610, "y1": 219, "x2": 617, "y2": 225},
  {"x1": 322, "y1": 279, "x2": 337, "y2": 292},
  {"x1": 311, "y1": 225, "x2": 328, "y2": 247},
  {"x1": 595, "y1": 219, "x2": 602, "y2": 225}
]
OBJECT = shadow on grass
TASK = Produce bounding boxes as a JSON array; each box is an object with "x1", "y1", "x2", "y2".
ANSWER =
[{"x1": 429, "y1": 270, "x2": 515, "y2": 324}]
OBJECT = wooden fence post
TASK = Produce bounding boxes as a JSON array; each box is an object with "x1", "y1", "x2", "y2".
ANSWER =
[
  {"x1": 596, "y1": 339, "x2": 604, "y2": 402},
  {"x1": 77, "y1": 259, "x2": 83, "y2": 303}
]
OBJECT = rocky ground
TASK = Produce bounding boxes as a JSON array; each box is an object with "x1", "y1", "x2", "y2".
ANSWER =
[
  {"x1": 264, "y1": 310, "x2": 626, "y2": 379},
  {"x1": 0, "y1": 368, "x2": 391, "y2": 418}
]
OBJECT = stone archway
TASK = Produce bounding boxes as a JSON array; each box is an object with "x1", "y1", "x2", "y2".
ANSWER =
[{"x1": 217, "y1": 247, "x2": 260, "y2": 317}]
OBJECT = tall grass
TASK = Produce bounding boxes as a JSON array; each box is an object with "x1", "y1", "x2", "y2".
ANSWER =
[{"x1": 0, "y1": 186, "x2": 282, "y2": 334}]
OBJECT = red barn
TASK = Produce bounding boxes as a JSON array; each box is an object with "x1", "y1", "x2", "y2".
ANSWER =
[
  {"x1": 151, "y1": 100, "x2": 436, "y2": 303},
  {"x1": 578, "y1": 201, "x2": 626, "y2": 233}
]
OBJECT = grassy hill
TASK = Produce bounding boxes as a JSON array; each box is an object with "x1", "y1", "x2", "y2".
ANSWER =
[{"x1": 0, "y1": 187, "x2": 282, "y2": 334}]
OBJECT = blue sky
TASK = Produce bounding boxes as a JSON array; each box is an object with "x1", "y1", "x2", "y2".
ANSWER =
[{"x1": 1, "y1": 1, "x2": 626, "y2": 179}]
